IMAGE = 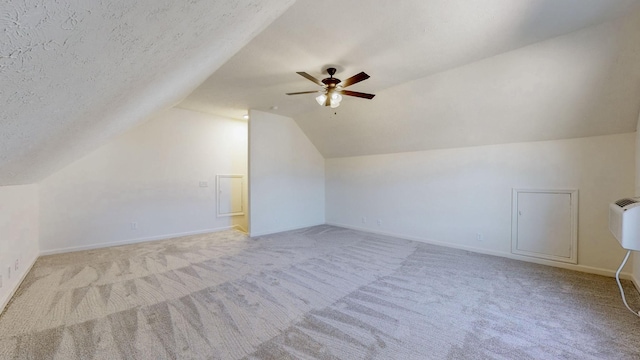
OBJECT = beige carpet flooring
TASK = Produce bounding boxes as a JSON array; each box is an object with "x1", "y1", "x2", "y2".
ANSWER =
[{"x1": 1, "y1": 225, "x2": 639, "y2": 359}]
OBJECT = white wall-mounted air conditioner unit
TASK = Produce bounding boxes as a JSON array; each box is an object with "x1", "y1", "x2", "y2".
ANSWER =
[{"x1": 609, "y1": 197, "x2": 640, "y2": 251}]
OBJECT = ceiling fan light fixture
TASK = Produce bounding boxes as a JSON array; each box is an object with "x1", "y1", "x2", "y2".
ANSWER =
[
  {"x1": 316, "y1": 92, "x2": 342, "y2": 107},
  {"x1": 329, "y1": 92, "x2": 342, "y2": 108},
  {"x1": 316, "y1": 94, "x2": 327, "y2": 105}
]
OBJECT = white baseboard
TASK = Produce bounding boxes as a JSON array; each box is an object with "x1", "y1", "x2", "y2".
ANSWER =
[
  {"x1": 630, "y1": 274, "x2": 640, "y2": 295},
  {"x1": 327, "y1": 222, "x2": 633, "y2": 280},
  {"x1": 249, "y1": 222, "x2": 325, "y2": 238},
  {"x1": 0, "y1": 254, "x2": 38, "y2": 317},
  {"x1": 40, "y1": 226, "x2": 238, "y2": 256}
]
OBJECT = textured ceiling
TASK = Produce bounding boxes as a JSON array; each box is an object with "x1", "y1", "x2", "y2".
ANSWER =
[
  {"x1": 3, "y1": 0, "x2": 640, "y2": 182},
  {"x1": 298, "y1": 12, "x2": 640, "y2": 157},
  {"x1": 180, "y1": 0, "x2": 640, "y2": 158},
  {"x1": 0, "y1": 0, "x2": 295, "y2": 185}
]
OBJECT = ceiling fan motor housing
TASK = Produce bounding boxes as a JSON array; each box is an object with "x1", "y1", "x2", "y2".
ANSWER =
[{"x1": 322, "y1": 69, "x2": 341, "y2": 88}]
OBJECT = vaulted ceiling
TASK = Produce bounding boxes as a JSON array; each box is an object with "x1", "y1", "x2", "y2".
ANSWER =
[
  {"x1": 3, "y1": 0, "x2": 640, "y2": 186},
  {"x1": 181, "y1": 0, "x2": 640, "y2": 157},
  {"x1": 0, "y1": 0, "x2": 295, "y2": 185}
]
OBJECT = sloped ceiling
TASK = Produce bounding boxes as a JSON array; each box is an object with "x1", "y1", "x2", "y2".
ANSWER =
[
  {"x1": 0, "y1": 0, "x2": 295, "y2": 186},
  {"x1": 180, "y1": 0, "x2": 640, "y2": 158}
]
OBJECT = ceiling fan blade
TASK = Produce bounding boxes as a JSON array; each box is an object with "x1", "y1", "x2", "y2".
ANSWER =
[
  {"x1": 286, "y1": 90, "x2": 322, "y2": 95},
  {"x1": 339, "y1": 90, "x2": 376, "y2": 99},
  {"x1": 341, "y1": 72, "x2": 370, "y2": 87},
  {"x1": 296, "y1": 72, "x2": 324, "y2": 86}
]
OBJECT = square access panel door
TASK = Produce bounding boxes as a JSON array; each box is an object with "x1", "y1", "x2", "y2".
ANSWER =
[
  {"x1": 511, "y1": 188, "x2": 578, "y2": 264},
  {"x1": 217, "y1": 175, "x2": 244, "y2": 217}
]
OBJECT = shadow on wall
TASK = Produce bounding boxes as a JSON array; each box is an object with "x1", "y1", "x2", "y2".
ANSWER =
[{"x1": 506, "y1": 0, "x2": 640, "y2": 136}]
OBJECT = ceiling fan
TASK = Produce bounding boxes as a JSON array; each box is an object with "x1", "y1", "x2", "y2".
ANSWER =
[{"x1": 286, "y1": 67, "x2": 375, "y2": 108}]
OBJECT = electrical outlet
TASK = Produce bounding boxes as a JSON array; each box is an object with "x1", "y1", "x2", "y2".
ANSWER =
[
  {"x1": 376, "y1": 219, "x2": 382, "y2": 226},
  {"x1": 0, "y1": 274, "x2": 3, "y2": 288},
  {"x1": 7, "y1": 266, "x2": 11, "y2": 280},
  {"x1": 361, "y1": 217, "x2": 367, "y2": 224},
  {"x1": 476, "y1": 233, "x2": 483, "y2": 241},
  {"x1": 14, "y1": 259, "x2": 19, "y2": 271},
  {"x1": 131, "y1": 222, "x2": 138, "y2": 230},
  {"x1": 199, "y1": 181, "x2": 208, "y2": 187}
]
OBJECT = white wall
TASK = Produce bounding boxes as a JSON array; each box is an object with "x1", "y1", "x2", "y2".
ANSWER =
[
  {"x1": 249, "y1": 110, "x2": 325, "y2": 236},
  {"x1": 39, "y1": 108, "x2": 247, "y2": 254},
  {"x1": 327, "y1": 133, "x2": 635, "y2": 274},
  {"x1": 0, "y1": 184, "x2": 39, "y2": 313}
]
